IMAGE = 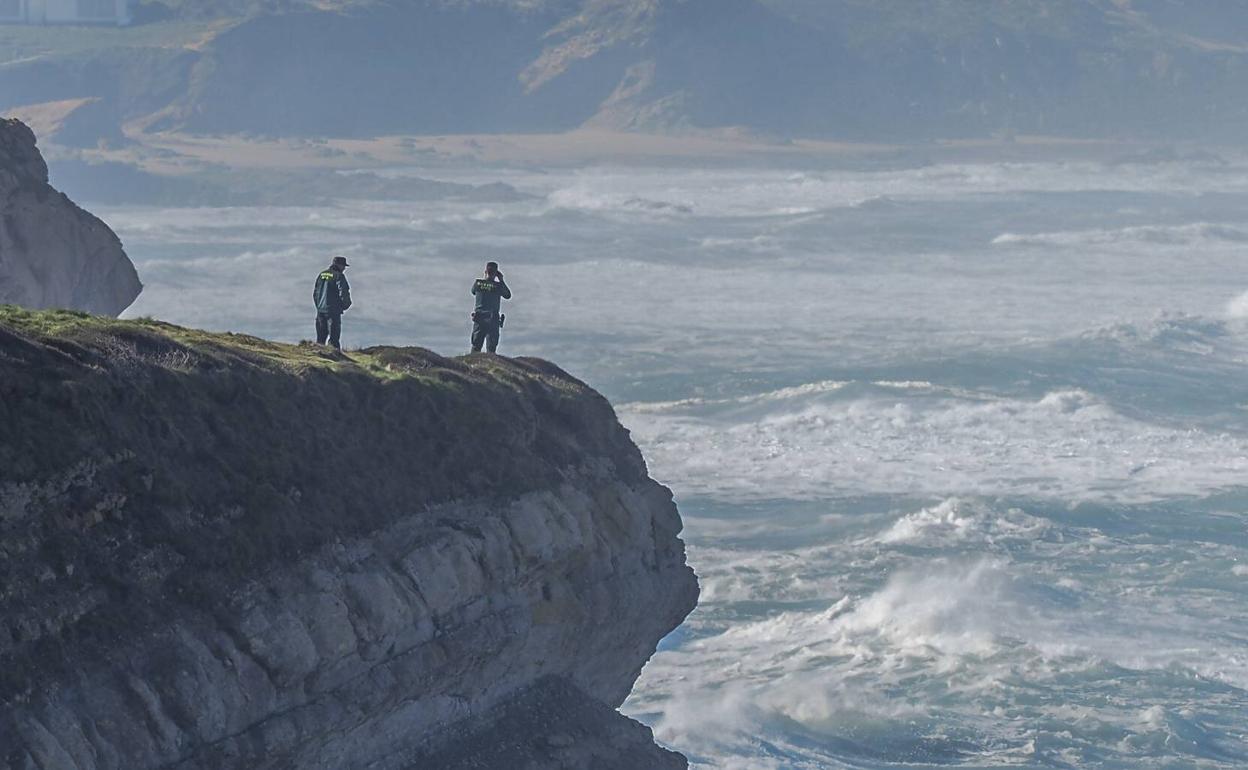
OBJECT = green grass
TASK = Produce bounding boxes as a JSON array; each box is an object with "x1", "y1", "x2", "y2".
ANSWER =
[
  {"x1": 0, "y1": 305, "x2": 566, "y2": 394},
  {"x1": 1, "y1": 305, "x2": 397, "y2": 376}
]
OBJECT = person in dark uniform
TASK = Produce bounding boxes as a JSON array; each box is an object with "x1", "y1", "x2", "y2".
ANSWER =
[
  {"x1": 470, "y1": 261, "x2": 511, "y2": 353},
  {"x1": 313, "y1": 256, "x2": 352, "y2": 349}
]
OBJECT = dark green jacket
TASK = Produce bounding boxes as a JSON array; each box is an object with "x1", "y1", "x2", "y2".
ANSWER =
[
  {"x1": 472, "y1": 277, "x2": 511, "y2": 315},
  {"x1": 314, "y1": 268, "x2": 352, "y2": 314}
]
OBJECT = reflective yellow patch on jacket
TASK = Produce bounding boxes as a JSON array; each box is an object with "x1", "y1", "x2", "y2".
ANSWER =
[{"x1": 320, "y1": 272, "x2": 336, "y2": 281}]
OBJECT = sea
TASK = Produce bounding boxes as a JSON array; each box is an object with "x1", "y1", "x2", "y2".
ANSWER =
[{"x1": 101, "y1": 153, "x2": 1248, "y2": 769}]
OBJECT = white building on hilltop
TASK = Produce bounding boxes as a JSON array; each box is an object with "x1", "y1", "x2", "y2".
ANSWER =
[{"x1": 0, "y1": 0, "x2": 130, "y2": 25}]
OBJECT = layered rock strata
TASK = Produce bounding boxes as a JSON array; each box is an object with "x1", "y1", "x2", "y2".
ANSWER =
[
  {"x1": 0, "y1": 311, "x2": 697, "y2": 769},
  {"x1": 0, "y1": 120, "x2": 141, "y2": 315}
]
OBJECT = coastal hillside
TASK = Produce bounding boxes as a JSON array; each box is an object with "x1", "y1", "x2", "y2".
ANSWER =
[
  {"x1": 0, "y1": 308, "x2": 698, "y2": 769},
  {"x1": 5, "y1": 0, "x2": 1248, "y2": 145}
]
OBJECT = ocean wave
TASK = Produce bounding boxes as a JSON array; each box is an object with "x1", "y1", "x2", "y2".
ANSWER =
[
  {"x1": 876, "y1": 498, "x2": 1051, "y2": 546},
  {"x1": 620, "y1": 380, "x2": 850, "y2": 414},
  {"x1": 632, "y1": 548, "x2": 1248, "y2": 768},
  {"x1": 850, "y1": 194, "x2": 908, "y2": 210},
  {"x1": 622, "y1": 385, "x2": 1248, "y2": 504},
  {"x1": 992, "y1": 222, "x2": 1248, "y2": 248},
  {"x1": 1076, "y1": 313, "x2": 1231, "y2": 346},
  {"x1": 545, "y1": 187, "x2": 696, "y2": 217},
  {"x1": 619, "y1": 380, "x2": 964, "y2": 416}
]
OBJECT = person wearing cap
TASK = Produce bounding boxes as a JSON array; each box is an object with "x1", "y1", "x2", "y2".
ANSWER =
[
  {"x1": 470, "y1": 261, "x2": 511, "y2": 353},
  {"x1": 313, "y1": 256, "x2": 353, "y2": 349}
]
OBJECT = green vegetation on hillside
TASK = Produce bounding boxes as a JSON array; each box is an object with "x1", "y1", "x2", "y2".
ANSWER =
[
  {"x1": 2, "y1": 305, "x2": 380, "y2": 372},
  {"x1": 0, "y1": 306, "x2": 564, "y2": 391}
]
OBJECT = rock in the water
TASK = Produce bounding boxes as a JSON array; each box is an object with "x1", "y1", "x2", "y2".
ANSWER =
[
  {"x1": 0, "y1": 119, "x2": 141, "y2": 315},
  {"x1": 0, "y1": 312, "x2": 698, "y2": 770}
]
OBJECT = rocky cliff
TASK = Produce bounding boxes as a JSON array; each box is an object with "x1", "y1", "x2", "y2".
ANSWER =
[
  {"x1": 0, "y1": 120, "x2": 141, "y2": 316},
  {"x1": 0, "y1": 308, "x2": 698, "y2": 769}
]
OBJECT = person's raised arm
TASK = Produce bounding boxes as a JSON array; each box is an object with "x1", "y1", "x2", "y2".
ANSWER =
[{"x1": 498, "y1": 279, "x2": 512, "y2": 300}]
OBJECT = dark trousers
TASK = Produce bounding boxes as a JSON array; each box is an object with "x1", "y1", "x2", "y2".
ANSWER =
[
  {"x1": 471, "y1": 317, "x2": 500, "y2": 353},
  {"x1": 316, "y1": 312, "x2": 342, "y2": 349}
]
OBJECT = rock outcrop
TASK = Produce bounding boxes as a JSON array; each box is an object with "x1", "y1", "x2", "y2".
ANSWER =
[
  {"x1": 0, "y1": 309, "x2": 697, "y2": 769},
  {"x1": 0, "y1": 120, "x2": 141, "y2": 316}
]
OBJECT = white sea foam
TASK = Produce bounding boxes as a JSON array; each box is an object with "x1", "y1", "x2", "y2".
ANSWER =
[
  {"x1": 633, "y1": 540, "x2": 1248, "y2": 767},
  {"x1": 992, "y1": 222, "x2": 1248, "y2": 248},
  {"x1": 1227, "y1": 290, "x2": 1248, "y2": 320},
  {"x1": 877, "y1": 498, "x2": 1050, "y2": 545},
  {"x1": 621, "y1": 380, "x2": 850, "y2": 414},
  {"x1": 622, "y1": 386, "x2": 1248, "y2": 504},
  {"x1": 510, "y1": 160, "x2": 1248, "y2": 222}
]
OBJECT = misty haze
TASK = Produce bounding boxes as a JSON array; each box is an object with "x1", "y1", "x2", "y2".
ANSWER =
[{"x1": 4, "y1": 2, "x2": 1248, "y2": 769}]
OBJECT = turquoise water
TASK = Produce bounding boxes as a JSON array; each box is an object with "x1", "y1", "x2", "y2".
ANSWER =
[{"x1": 105, "y1": 157, "x2": 1248, "y2": 768}]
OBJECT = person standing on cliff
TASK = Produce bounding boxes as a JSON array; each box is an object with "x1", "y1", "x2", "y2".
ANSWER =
[
  {"x1": 314, "y1": 256, "x2": 353, "y2": 349},
  {"x1": 470, "y1": 261, "x2": 511, "y2": 354}
]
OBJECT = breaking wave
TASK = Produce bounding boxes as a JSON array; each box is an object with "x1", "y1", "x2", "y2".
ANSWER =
[
  {"x1": 622, "y1": 384, "x2": 1248, "y2": 504},
  {"x1": 636, "y1": 535, "x2": 1248, "y2": 768},
  {"x1": 992, "y1": 222, "x2": 1248, "y2": 247}
]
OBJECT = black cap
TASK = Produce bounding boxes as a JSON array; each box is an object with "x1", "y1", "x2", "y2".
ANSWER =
[{"x1": 332, "y1": 256, "x2": 350, "y2": 268}]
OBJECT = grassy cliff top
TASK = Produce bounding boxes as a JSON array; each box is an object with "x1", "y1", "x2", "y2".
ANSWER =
[{"x1": 0, "y1": 305, "x2": 576, "y2": 391}]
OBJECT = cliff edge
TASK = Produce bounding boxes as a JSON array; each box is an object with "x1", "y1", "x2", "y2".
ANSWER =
[
  {"x1": 0, "y1": 309, "x2": 698, "y2": 769},
  {"x1": 0, "y1": 120, "x2": 141, "y2": 316}
]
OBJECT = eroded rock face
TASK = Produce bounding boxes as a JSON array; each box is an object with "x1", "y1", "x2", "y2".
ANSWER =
[
  {"x1": 0, "y1": 321, "x2": 697, "y2": 769},
  {"x1": 407, "y1": 677, "x2": 689, "y2": 769},
  {"x1": 0, "y1": 119, "x2": 141, "y2": 315}
]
